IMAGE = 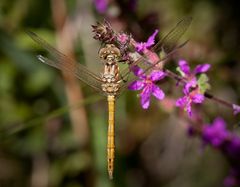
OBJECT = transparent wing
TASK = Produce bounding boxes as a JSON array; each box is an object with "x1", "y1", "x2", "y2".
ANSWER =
[
  {"x1": 152, "y1": 16, "x2": 192, "y2": 54},
  {"x1": 117, "y1": 43, "x2": 185, "y2": 95},
  {"x1": 27, "y1": 31, "x2": 104, "y2": 94},
  {"x1": 37, "y1": 55, "x2": 104, "y2": 93},
  {"x1": 118, "y1": 17, "x2": 192, "y2": 91}
]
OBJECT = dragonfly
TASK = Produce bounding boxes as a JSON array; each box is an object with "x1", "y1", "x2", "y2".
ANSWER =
[{"x1": 27, "y1": 17, "x2": 192, "y2": 179}]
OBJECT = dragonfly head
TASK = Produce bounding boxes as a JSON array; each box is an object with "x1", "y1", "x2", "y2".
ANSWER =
[{"x1": 99, "y1": 44, "x2": 121, "y2": 62}]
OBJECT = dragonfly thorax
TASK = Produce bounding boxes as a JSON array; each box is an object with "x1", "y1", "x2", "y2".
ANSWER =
[
  {"x1": 99, "y1": 44, "x2": 122, "y2": 96},
  {"x1": 102, "y1": 74, "x2": 115, "y2": 83},
  {"x1": 105, "y1": 54, "x2": 116, "y2": 65},
  {"x1": 101, "y1": 70, "x2": 120, "y2": 95}
]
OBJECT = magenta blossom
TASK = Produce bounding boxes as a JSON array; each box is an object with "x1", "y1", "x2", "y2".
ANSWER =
[
  {"x1": 117, "y1": 33, "x2": 129, "y2": 45},
  {"x1": 128, "y1": 66, "x2": 165, "y2": 109},
  {"x1": 177, "y1": 60, "x2": 211, "y2": 94},
  {"x1": 224, "y1": 169, "x2": 240, "y2": 187},
  {"x1": 135, "y1": 30, "x2": 159, "y2": 53},
  {"x1": 202, "y1": 117, "x2": 230, "y2": 148},
  {"x1": 226, "y1": 135, "x2": 240, "y2": 160},
  {"x1": 176, "y1": 60, "x2": 210, "y2": 116},
  {"x1": 176, "y1": 89, "x2": 204, "y2": 116},
  {"x1": 93, "y1": 0, "x2": 108, "y2": 13},
  {"x1": 188, "y1": 117, "x2": 240, "y2": 187},
  {"x1": 201, "y1": 118, "x2": 240, "y2": 186}
]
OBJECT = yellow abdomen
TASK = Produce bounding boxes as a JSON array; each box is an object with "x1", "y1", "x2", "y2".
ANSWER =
[{"x1": 107, "y1": 95, "x2": 115, "y2": 179}]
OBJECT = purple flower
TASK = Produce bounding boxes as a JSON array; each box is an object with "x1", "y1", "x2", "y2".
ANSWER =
[
  {"x1": 224, "y1": 175, "x2": 237, "y2": 187},
  {"x1": 177, "y1": 60, "x2": 211, "y2": 94},
  {"x1": 176, "y1": 90, "x2": 205, "y2": 116},
  {"x1": 135, "y1": 30, "x2": 159, "y2": 53},
  {"x1": 93, "y1": 0, "x2": 108, "y2": 13},
  {"x1": 117, "y1": 33, "x2": 129, "y2": 45},
  {"x1": 224, "y1": 169, "x2": 240, "y2": 187},
  {"x1": 201, "y1": 119, "x2": 240, "y2": 155},
  {"x1": 226, "y1": 136, "x2": 240, "y2": 159},
  {"x1": 188, "y1": 117, "x2": 240, "y2": 187},
  {"x1": 233, "y1": 104, "x2": 240, "y2": 115},
  {"x1": 176, "y1": 60, "x2": 210, "y2": 116},
  {"x1": 202, "y1": 117, "x2": 229, "y2": 148},
  {"x1": 128, "y1": 66, "x2": 165, "y2": 109}
]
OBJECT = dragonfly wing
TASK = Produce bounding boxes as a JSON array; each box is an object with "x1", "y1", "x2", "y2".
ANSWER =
[
  {"x1": 117, "y1": 46, "x2": 179, "y2": 94},
  {"x1": 38, "y1": 55, "x2": 104, "y2": 93},
  {"x1": 152, "y1": 17, "x2": 192, "y2": 54},
  {"x1": 118, "y1": 17, "x2": 192, "y2": 92},
  {"x1": 27, "y1": 31, "x2": 104, "y2": 94}
]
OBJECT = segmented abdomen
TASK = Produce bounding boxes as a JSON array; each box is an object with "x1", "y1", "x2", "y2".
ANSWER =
[{"x1": 107, "y1": 95, "x2": 115, "y2": 179}]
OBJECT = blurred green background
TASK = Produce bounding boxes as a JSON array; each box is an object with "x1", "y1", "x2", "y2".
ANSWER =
[{"x1": 0, "y1": 0, "x2": 240, "y2": 187}]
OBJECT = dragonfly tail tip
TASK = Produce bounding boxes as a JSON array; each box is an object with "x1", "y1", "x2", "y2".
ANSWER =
[{"x1": 108, "y1": 171, "x2": 113, "y2": 180}]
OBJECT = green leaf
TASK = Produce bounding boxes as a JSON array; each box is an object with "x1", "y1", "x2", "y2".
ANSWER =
[
  {"x1": 197, "y1": 74, "x2": 211, "y2": 93},
  {"x1": 198, "y1": 74, "x2": 209, "y2": 83}
]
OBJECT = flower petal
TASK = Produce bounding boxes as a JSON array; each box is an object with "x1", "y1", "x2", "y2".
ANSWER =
[
  {"x1": 117, "y1": 33, "x2": 129, "y2": 44},
  {"x1": 202, "y1": 117, "x2": 228, "y2": 147},
  {"x1": 152, "y1": 85, "x2": 165, "y2": 100},
  {"x1": 128, "y1": 80, "x2": 144, "y2": 90},
  {"x1": 146, "y1": 29, "x2": 159, "y2": 48},
  {"x1": 192, "y1": 93, "x2": 205, "y2": 103},
  {"x1": 194, "y1": 64, "x2": 211, "y2": 74},
  {"x1": 135, "y1": 42, "x2": 146, "y2": 52},
  {"x1": 178, "y1": 60, "x2": 190, "y2": 76},
  {"x1": 176, "y1": 96, "x2": 187, "y2": 107},
  {"x1": 213, "y1": 117, "x2": 226, "y2": 129},
  {"x1": 183, "y1": 78, "x2": 197, "y2": 94},
  {"x1": 149, "y1": 70, "x2": 165, "y2": 81},
  {"x1": 141, "y1": 97, "x2": 150, "y2": 109},
  {"x1": 186, "y1": 102, "x2": 192, "y2": 116},
  {"x1": 135, "y1": 29, "x2": 159, "y2": 52},
  {"x1": 226, "y1": 136, "x2": 240, "y2": 159},
  {"x1": 131, "y1": 65, "x2": 145, "y2": 78},
  {"x1": 140, "y1": 86, "x2": 151, "y2": 109}
]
